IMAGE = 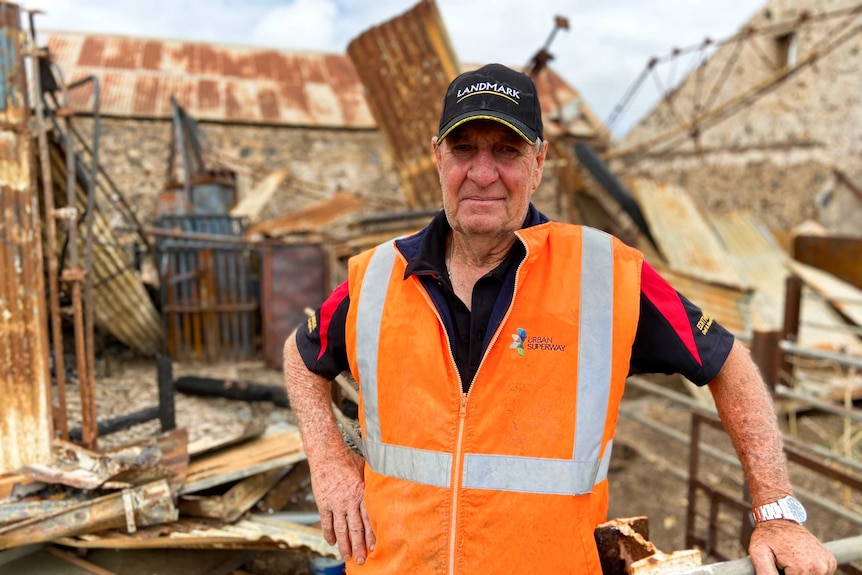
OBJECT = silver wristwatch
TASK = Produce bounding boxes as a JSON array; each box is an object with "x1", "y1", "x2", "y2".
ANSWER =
[{"x1": 751, "y1": 496, "x2": 807, "y2": 525}]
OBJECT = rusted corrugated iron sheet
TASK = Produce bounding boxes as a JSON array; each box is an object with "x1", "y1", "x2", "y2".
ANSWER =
[
  {"x1": 630, "y1": 178, "x2": 745, "y2": 289},
  {"x1": 347, "y1": 0, "x2": 604, "y2": 210},
  {"x1": 710, "y1": 212, "x2": 862, "y2": 355},
  {"x1": 0, "y1": 4, "x2": 53, "y2": 474},
  {"x1": 788, "y1": 260, "x2": 862, "y2": 329},
  {"x1": 42, "y1": 30, "x2": 376, "y2": 128},
  {"x1": 247, "y1": 191, "x2": 364, "y2": 238},
  {"x1": 347, "y1": 0, "x2": 459, "y2": 210}
]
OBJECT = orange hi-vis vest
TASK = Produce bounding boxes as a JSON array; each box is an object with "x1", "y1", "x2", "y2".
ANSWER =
[{"x1": 345, "y1": 223, "x2": 643, "y2": 575}]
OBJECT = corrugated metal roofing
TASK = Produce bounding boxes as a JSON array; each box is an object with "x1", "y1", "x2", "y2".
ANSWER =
[
  {"x1": 710, "y1": 212, "x2": 862, "y2": 355},
  {"x1": 347, "y1": 0, "x2": 601, "y2": 209},
  {"x1": 42, "y1": 30, "x2": 377, "y2": 128},
  {"x1": 42, "y1": 26, "x2": 595, "y2": 134},
  {"x1": 630, "y1": 178, "x2": 746, "y2": 289}
]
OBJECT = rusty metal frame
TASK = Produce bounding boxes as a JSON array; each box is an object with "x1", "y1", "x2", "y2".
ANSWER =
[
  {"x1": 155, "y1": 216, "x2": 257, "y2": 362},
  {"x1": 686, "y1": 409, "x2": 862, "y2": 569},
  {"x1": 25, "y1": 9, "x2": 68, "y2": 441}
]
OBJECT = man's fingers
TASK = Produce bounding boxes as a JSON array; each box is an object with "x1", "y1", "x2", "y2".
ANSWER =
[
  {"x1": 748, "y1": 544, "x2": 780, "y2": 575},
  {"x1": 320, "y1": 510, "x2": 336, "y2": 546},
  {"x1": 334, "y1": 513, "x2": 352, "y2": 560},
  {"x1": 361, "y1": 500, "x2": 376, "y2": 552},
  {"x1": 347, "y1": 509, "x2": 368, "y2": 564}
]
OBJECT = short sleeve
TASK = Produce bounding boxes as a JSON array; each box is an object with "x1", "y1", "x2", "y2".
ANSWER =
[
  {"x1": 295, "y1": 281, "x2": 351, "y2": 380},
  {"x1": 629, "y1": 263, "x2": 735, "y2": 385}
]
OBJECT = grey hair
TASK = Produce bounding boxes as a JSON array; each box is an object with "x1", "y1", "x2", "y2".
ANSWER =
[{"x1": 532, "y1": 138, "x2": 544, "y2": 154}]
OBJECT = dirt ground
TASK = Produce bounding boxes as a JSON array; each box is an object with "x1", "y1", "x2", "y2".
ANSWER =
[{"x1": 51, "y1": 353, "x2": 862, "y2": 574}]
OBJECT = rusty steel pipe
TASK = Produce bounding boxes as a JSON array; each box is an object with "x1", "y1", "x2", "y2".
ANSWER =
[
  {"x1": 83, "y1": 76, "x2": 100, "y2": 448},
  {"x1": 60, "y1": 73, "x2": 100, "y2": 448},
  {"x1": 25, "y1": 10, "x2": 68, "y2": 440}
]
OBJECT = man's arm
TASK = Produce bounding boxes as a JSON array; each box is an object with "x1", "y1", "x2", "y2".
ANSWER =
[
  {"x1": 283, "y1": 332, "x2": 374, "y2": 565},
  {"x1": 708, "y1": 340, "x2": 836, "y2": 574}
]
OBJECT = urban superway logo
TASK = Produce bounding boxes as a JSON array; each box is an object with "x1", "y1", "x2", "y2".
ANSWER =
[
  {"x1": 457, "y1": 82, "x2": 521, "y2": 103},
  {"x1": 525, "y1": 336, "x2": 566, "y2": 352},
  {"x1": 511, "y1": 328, "x2": 567, "y2": 356}
]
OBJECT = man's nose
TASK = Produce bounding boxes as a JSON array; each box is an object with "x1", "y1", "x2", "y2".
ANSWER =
[{"x1": 467, "y1": 149, "x2": 498, "y2": 188}]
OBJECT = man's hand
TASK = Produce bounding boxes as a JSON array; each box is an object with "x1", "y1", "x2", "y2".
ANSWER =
[
  {"x1": 283, "y1": 334, "x2": 376, "y2": 565},
  {"x1": 749, "y1": 521, "x2": 837, "y2": 574},
  {"x1": 311, "y1": 448, "x2": 376, "y2": 565}
]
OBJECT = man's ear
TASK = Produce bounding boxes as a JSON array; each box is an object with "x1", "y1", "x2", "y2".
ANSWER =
[
  {"x1": 432, "y1": 136, "x2": 442, "y2": 173},
  {"x1": 532, "y1": 140, "x2": 549, "y2": 190}
]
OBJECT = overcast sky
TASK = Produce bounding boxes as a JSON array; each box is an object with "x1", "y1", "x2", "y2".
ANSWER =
[{"x1": 24, "y1": 0, "x2": 765, "y2": 136}]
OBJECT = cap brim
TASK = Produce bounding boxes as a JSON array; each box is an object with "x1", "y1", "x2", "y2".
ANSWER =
[{"x1": 438, "y1": 112, "x2": 538, "y2": 145}]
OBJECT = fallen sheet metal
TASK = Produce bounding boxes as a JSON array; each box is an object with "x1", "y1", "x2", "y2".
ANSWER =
[
  {"x1": 0, "y1": 479, "x2": 178, "y2": 550},
  {"x1": 18, "y1": 429, "x2": 188, "y2": 491},
  {"x1": 630, "y1": 178, "x2": 745, "y2": 289},
  {"x1": 180, "y1": 467, "x2": 288, "y2": 523},
  {"x1": 708, "y1": 211, "x2": 789, "y2": 331},
  {"x1": 246, "y1": 191, "x2": 364, "y2": 238},
  {"x1": 56, "y1": 514, "x2": 338, "y2": 556},
  {"x1": 347, "y1": 0, "x2": 459, "y2": 210},
  {"x1": 181, "y1": 427, "x2": 305, "y2": 495},
  {"x1": 45, "y1": 138, "x2": 165, "y2": 355},
  {"x1": 788, "y1": 260, "x2": 862, "y2": 329},
  {"x1": 710, "y1": 212, "x2": 862, "y2": 355}
]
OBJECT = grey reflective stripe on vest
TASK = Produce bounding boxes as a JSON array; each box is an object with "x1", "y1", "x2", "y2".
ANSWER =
[
  {"x1": 365, "y1": 439, "x2": 452, "y2": 488},
  {"x1": 355, "y1": 242, "x2": 453, "y2": 488},
  {"x1": 575, "y1": 228, "x2": 614, "y2": 475},
  {"x1": 355, "y1": 229, "x2": 616, "y2": 494},
  {"x1": 462, "y1": 228, "x2": 615, "y2": 494},
  {"x1": 355, "y1": 242, "x2": 397, "y2": 446}
]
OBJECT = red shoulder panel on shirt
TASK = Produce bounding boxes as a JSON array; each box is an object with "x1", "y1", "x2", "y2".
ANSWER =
[
  {"x1": 641, "y1": 263, "x2": 703, "y2": 367},
  {"x1": 318, "y1": 281, "x2": 349, "y2": 361}
]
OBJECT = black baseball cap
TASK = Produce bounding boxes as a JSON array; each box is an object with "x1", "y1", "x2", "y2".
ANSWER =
[{"x1": 437, "y1": 63, "x2": 543, "y2": 145}]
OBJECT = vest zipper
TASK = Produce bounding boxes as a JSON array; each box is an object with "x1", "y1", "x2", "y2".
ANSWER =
[
  {"x1": 449, "y1": 393, "x2": 467, "y2": 575},
  {"x1": 414, "y1": 238, "x2": 527, "y2": 575},
  {"x1": 413, "y1": 280, "x2": 466, "y2": 575}
]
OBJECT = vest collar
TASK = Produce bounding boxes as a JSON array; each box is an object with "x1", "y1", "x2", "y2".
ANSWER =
[{"x1": 399, "y1": 203, "x2": 549, "y2": 280}]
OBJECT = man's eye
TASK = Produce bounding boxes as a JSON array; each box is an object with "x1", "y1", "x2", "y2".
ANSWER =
[
  {"x1": 496, "y1": 146, "x2": 519, "y2": 159},
  {"x1": 452, "y1": 144, "x2": 475, "y2": 155}
]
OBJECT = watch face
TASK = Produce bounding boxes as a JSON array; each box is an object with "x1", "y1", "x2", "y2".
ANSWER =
[{"x1": 785, "y1": 497, "x2": 807, "y2": 523}]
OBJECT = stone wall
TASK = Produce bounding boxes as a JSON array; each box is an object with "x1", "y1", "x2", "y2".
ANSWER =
[
  {"x1": 615, "y1": 0, "x2": 862, "y2": 234},
  {"x1": 72, "y1": 116, "x2": 566, "y2": 229},
  {"x1": 71, "y1": 117, "x2": 404, "y2": 227}
]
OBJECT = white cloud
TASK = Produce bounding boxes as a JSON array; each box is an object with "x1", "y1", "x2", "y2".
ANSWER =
[{"x1": 250, "y1": 0, "x2": 339, "y2": 51}]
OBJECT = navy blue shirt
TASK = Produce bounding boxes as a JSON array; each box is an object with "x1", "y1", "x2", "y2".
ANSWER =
[{"x1": 297, "y1": 206, "x2": 734, "y2": 392}]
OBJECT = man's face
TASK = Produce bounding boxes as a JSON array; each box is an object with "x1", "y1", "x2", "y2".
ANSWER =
[{"x1": 433, "y1": 120, "x2": 547, "y2": 240}]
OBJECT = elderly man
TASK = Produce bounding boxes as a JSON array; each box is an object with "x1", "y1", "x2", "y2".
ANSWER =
[{"x1": 284, "y1": 63, "x2": 836, "y2": 574}]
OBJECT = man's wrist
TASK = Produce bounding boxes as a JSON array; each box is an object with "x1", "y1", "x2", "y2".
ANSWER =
[{"x1": 751, "y1": 495, "x2": 807, "y2": 525}]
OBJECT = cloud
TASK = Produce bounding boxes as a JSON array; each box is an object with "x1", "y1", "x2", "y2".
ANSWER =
[{"x1": 250, "y1": 0, "x2": 339, "y2": 51}]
